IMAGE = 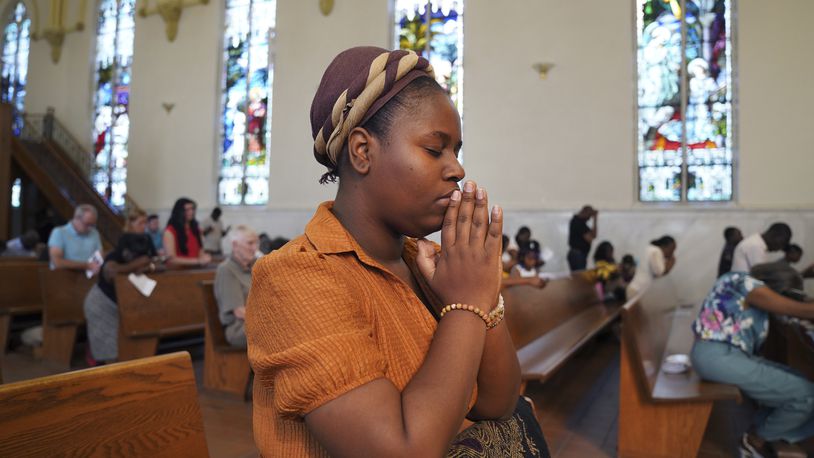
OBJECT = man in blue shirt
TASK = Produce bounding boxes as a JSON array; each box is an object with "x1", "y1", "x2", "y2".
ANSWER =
[{"x1": 47, "y1": 204, "x2": 103, "y2": 274}]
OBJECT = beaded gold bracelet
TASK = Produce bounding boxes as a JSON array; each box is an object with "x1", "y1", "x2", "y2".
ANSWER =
[
  {"x1": 439, "y1": 303, "x2": 490, "y2": 326},
  {"x1": 486, "y1": 294, "x2": 505, "y2": 330}
]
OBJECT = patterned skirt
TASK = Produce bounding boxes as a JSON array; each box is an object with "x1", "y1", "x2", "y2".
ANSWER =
[
  {"x1": 447, "y1": 396, "x2": 550, "y2": 457},
  {"x1": 83, "y1": 284, "x2": 119, "y2": 361}
]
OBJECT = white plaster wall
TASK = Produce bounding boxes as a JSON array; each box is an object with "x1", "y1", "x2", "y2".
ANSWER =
[{"x1": 8, "y1": 0, "x2": 814, "y2": 304}]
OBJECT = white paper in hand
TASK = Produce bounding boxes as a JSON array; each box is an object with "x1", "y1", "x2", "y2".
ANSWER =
[
  {"x1": 86, "y1": 250, "x2": 104, "y2": 278},
  {"x1": 128, "y1": 273, "x2": 157, "y2": 297}
]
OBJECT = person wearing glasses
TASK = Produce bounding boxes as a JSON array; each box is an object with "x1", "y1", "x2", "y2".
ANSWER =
[{"x1": 47, "y1": 203, "x2": 103, "y2": 275}]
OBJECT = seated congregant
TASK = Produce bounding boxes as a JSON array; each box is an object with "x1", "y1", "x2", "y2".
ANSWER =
[
  {"x1": 214, "y1": 225, "x2": 259, "y2": 348},
  {"x1": 145, "y1": 214, "x2": 164, "y2": 255},
  {"x1": 83, "y1": 210, "x2": 157, "y2": 365},
  {"x1": 691, "y1": 262, "x2": 814, "y2": 457},
  {"x1": 48, "y1": 204, "x2": 102, "y2": 274},
  {"x1": 162, "y1": 197, "x2": 212, "y2": 267},
  {"x1": 511, "y1": 240, "x2": 543, "y2": 278}
]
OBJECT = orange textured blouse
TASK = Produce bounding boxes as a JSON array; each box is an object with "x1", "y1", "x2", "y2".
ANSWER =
[{"x1": 245, "y1": 202, "x2": 475, "y2": 457}]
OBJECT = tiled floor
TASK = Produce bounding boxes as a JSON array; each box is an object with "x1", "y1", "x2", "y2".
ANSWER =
[{"x1": 1, "y1": 332, "x2": 751, "y2": 457}]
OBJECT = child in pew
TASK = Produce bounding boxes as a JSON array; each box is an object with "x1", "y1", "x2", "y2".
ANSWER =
[
  {"x1": 84, "y1": 210, "x2": 157, "y2": 365},
  {"x1": 511, "y1": 240, "x2": 544, "y2": 278},
  {"x1": 626, "y1": 235, "x2": 676, "y2": 298},
  {"x1": 501, "y1": 234, "x2": 519, "y2": 273},
  {"x1": 593, "y1": 241, "x2": 626, "y2": 302},
  {"x1": 690, "y1": 262, "x2": 814, "y2": 457},
  {"x1": 245, "y1": 47, "x2": 547, "y2": 457}
]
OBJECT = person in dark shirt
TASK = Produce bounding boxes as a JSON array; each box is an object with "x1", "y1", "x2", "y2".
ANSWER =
[
  {"x1": 717, "y1": 226, "x2": 743, "y2": 277},
  {"x1": 567, "y1": 205, "x2": 597, "y2": 271},
  {"x1": 83, "y1": 211, "x2": 157, "y2": 364}
]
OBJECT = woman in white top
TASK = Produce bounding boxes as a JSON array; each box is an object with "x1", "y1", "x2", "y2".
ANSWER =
[{"x1": 626, "y1": 235, "x2": 676, "y2": 298}]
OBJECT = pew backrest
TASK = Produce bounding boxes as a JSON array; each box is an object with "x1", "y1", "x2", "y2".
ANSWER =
[
  {"x1": 39, "y1": 268, "x2": 96, "y2": 325},
  {"x1": 0, "y1": 352, "x2": 209, "y2": 457},
  {"x1": 199, "y1": 280, "x2": 230, "y2": 349},
  {"x1": 116, "y1": 269, "x2": 215, "y2": 338},
  {"x1": 0, "y1": 262, "x2": 46, "y2": 312},
  {"x1": 504, "y1": 272, "x2": 602, "y2": 349}
]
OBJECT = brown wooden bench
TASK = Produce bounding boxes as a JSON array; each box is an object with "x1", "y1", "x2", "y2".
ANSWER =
[
  {"x1": 503, "y1": 272, "x2": 621, "y2": 392},
  {"x1": 115, "y1": 268, "x2": 215, "y2": 361},
  {"x1": 618, "y1": 279, "x2": 741, "y2": 458},
  {"x1": 0, "y1": 261, "x2": 46, "y2": 356},
  {"x1": 39, "y1": 268, "x2": 95, "y2": 367},
  {"x1": 199, "y1": 280, "x2": 251, "y2": 398},
  {"x1": 0, "y1": 351, "x2": 209, "y2": 457}
]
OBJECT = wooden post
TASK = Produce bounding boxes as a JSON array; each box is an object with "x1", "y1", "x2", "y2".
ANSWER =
[{"x1": 0, "y1": 103, "x2": 12, "y2": 240}]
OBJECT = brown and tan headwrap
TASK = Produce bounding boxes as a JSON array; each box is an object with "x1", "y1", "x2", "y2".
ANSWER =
[{"x1": 310, "y1": 46, "x2": 435, "y2": 174}]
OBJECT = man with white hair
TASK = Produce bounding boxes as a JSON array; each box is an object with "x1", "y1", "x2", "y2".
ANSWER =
[
  {"x1": 47, "y1": 204, "x2": 103, "y2": 273},
  {"x1": 214, "y1": 224, "x2": 259, "y2": 348}
]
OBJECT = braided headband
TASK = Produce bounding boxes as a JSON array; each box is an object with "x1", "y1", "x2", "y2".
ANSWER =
[{"x1": 313, "y1": 50, "x2": 435, "y2": 168}]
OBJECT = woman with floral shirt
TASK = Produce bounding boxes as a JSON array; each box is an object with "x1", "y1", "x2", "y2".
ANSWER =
[{"x1": 691, "y1": 262, "x2": 814, "y2": 457}]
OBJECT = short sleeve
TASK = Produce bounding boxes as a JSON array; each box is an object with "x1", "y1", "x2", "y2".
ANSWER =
[
  {"x1": 92, "y1": 230, "x2": 102, "y2": 253},
  {"x1": 649, "y1": 247, "x2": 666, "y2": 277},
  {"x1": 740, "y1": 274, "x2": 765, "y2": 295},
  {"x1": 245, "y1": 250, "x2": 387, "y2": 419},
  {"x1": 47, "y1": 227, "x2": 64, "y2": 250}
]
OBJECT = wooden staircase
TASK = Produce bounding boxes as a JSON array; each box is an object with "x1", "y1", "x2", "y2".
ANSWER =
[{"x1": 0, "y1": 103, "x2": 139, "y2": 245}]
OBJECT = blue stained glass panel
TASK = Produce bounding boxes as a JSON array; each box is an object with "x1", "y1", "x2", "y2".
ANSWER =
[
  {"x1": 218, "y1": 0, "x2": 275, "y2": 206},
  {"x1": 636, "y1": 0, "x2": 734, "y2": 202},
  {"x1": 1, "y1": 2, "x2": 30, "y2": 136},
  {"x1": 92, "y1": 0, "x2": 135, "y2": 208}
]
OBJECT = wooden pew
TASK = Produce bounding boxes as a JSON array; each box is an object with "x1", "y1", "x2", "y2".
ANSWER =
[
  {"x1": 504, "y1": 272, "x2": 620, "y2": 391},
  {"x1": 0, "y1": 352, "x2": 209, "y2": 457},
  {"x1": 115, "y1": 268, "x2": 215, "y2": 361},
  {"x1": 39, "y1": 268, "x2": 95, "y2": 367},
  {"x1": 618, "y1": 279, "x2": 741, "y2": 458},
  {"x1": 199, "y1": 280, "x2": 251, "y2": 398},
  {"x1": 0, "y1": 261, "x2": 46, "y2": 356}
]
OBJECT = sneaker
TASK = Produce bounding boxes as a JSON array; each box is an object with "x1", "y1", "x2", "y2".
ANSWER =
[{"x1": 740, "y1": 433, "x2": 768, "y2": 458}]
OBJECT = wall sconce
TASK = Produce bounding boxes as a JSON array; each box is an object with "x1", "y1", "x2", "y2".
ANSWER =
[
  {"x1": 319, "y1": 0, "x2": 334, "y2": 16},
  {"x1": 138, "y1": 0, "x2": 209, "y2": 42},
  {"x1": 531, "y1": 62, "x2": 555, "y2": 80},
  {"x1": 31, "y1": 0, "x2": 88, "y2": 64}
]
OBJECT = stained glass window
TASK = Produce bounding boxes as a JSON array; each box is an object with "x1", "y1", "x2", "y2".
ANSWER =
[
  {"x1": 1, "y1": 2, "x2": 30, "y2": 136},
  {"x1": 92, "y1": 0, "x2": 135, "y2": 208},
  {"x1": 218, "y1": 0, "x2": 276, "y2": 206},
  {"x1": 636, "y1": 0, "x2": 734, "y2": 202},
  {"x1": 394, "y1": 0, "x2": 463, "y2": 112}
]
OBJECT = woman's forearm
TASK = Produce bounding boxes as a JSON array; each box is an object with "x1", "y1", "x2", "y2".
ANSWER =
[{"x1": 468, "y1": 320, "x2": 521, "y2": 420}]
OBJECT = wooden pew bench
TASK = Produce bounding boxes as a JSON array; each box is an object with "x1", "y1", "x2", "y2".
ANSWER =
[
  {"x1": 0, "y1": 352, "x2": 209, "y2": 457},
  {"x1": 504, "y1": 272, "x2": 621, "y2": 392},
  {"x1": 618, "y1": 280, "x2": 741, "y2": 458},
  {"x1": 115, "y1": 268, "x2": 215, "y2": 361},
  {"x1": 39, "y1": 268, "x2": 95, "y2": 367},
  {"x1": 199, "y1": 281, "x2": 251, "y2": 398},
  {"x1": 0, "y1": 261, "x2": 46, "y2": 356}
]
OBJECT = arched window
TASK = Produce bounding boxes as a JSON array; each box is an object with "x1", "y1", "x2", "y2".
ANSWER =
[
  {"x1": 218, "y1": 0, "x2": 276, "y2": 206},
  {"x1": 1, "y1": 1, "x2": 30, "y2": 136},
  {"x1": 393, "y1": 0, "x2": 463, "y2": 113},
  {"x1": 636, "y1": 0, "x2": 735, "y2": 202},
  {"x1": 92, "y1": 0, "x2": 135, "y2": 208}
]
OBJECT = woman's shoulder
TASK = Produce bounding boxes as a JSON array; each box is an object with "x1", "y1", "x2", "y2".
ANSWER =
[{"x1": 254, "y1": 234, "x2": 339, "y2": 281}]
